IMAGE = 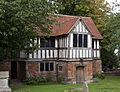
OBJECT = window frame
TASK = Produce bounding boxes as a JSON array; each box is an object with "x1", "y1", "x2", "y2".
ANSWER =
[
  {"x1": 59, "y1": 66, "x2": 63, "y2": 72},
  {"x1": 73, "y1": 34, "x2": 88, "y2": 48},
  {"x1": 40, "y1": 37, "x2": 55, "y2": 48},
  {"x1": 39, "y1": 62, "x2": 54, "y2": 72}
]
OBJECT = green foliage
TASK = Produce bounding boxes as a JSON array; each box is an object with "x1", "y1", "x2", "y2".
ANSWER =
[
  {"x1": 93, "y1": 73, "x2": 105, "y2": 80},
  {"x1": 53, "y1": 0, "x2": 112, "y2": 33},
  {"x1": 24, "y1": 77, "x2": 51, "y2": 85},
  {"x1": 103, "y1": 13, "x2": 120, "y2": 51},
  {"x1": 58, "y1": 77, "x2": 65, "y2": 83},
  {"x1": 0, "y1": 0, "x2": 56, "y2": 60},
  {"x1": 11, "y1": 76, "x2": 120, "y2": 92},
  {"x1": 101, "y1": 48, "x2": 119, "y2": 70},
  {"x1": 101, "y1": 13, "x2": 120, "y2": 70}
]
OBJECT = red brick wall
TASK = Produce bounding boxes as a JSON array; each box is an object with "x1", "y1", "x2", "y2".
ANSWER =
[
  {"x1": 0, "y1": 61, "x2": 11, "y2": 78},
  {"x1": 58, "y1": 62, "x2": 68, "y2": 78},
  {"x1": 26, "y1": 61, "x2": 57, "y2": 81},
  {"x1": 94, "y1": 60, "x2": 102, "y2": 73},
  {"x1": 0, "y1": 60, "x2": 102, "y2": 83},
  {"x1": 87, "y1": 61, "x2": 93, "y2": 76},
  {"x1": 68, "y1": 62, "x2": 75, "y2": 78}
]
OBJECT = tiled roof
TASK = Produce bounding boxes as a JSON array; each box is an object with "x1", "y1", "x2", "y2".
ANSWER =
[
  {"x1": 82, "y1": 17, "x2": 103, "y2": 39},
  {"x1": 37, "y1": 14, "x2": 103, "y2": 39}
]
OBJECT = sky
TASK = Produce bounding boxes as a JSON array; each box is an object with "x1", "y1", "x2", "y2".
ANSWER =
[{"x1": 105, "y1": 0, "x2": 120, "y2": 13}]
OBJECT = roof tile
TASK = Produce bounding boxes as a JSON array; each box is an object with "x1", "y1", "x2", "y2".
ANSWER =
[{"x1": 37, "y1": 14, "x2": 103, "y2": 39}]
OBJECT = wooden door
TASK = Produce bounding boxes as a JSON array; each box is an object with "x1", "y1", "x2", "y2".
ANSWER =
[
  {"x1": 18, "y1": 61, "x2": 26, "y2": 80},
  {"x1": 76, "y1": 67, "x2": 84, "y2": 83}
]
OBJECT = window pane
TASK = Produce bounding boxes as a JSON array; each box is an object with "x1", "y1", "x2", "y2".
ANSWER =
[
  {"x1": 92, "y1": 40, "x2": 94, "y2": 49},
  {"x1": 79, "y1": 34, "x2": 82, "y2": 47},
  {"x1": 46, "y1": 38, "x2": 50, "y2": 47},
  {"x1": 84, "y1": 35, "x2": 88, "y2": 47},
  {"x1": 40, "y1": 63, "x2": 44, "y2": 71},
  {"x1": 40, "y1": 37, "x2": 55, "y2": 47},
  {"x1": 40, "y1": 38, "x2": 45, "y2": 47},
  {"x1": 51, "y1": 37, "x2": 55, "y2": 47},
  {"x1": 45, "y1": 62, "x2": 49, "y2": 71},
  {"x1": 73, "y1": 34, "x2": 77, "y2": 47},
  {"x1": 50, "y1": 63, "x2": 54, "y2": 71},
  {"x1": 59, "y1": 66, "x2": 62, "y2": 71}
]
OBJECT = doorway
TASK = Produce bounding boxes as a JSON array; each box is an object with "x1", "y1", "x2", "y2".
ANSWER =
[
  {"x1": 18, "y1": 61, "x2": 26, "y2": 80},
  {"x1": 11, "y1": 61, "x2": 17, "y2": 79},
  {"x1": 76, "y1": 66, "x2": 84, "y2": 83}
]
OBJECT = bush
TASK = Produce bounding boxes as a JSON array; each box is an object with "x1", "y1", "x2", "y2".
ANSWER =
[
  {"x1": 24, "y1": 77, "x2": 51, "y2": 85},
  {"x1": 93, "y1": 73, "x2": 105, "y2": 80},
  {"x1": 58, "y1": 77, "x2": 65, "y2": 83}
]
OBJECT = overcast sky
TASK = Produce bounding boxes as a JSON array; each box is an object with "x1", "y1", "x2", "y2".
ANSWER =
[{"x1": 105, "y1": 0, "x2": 120, "y2": 13}]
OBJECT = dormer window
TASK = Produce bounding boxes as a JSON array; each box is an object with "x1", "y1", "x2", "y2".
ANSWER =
[{"x1": 73, "y1": 34, "x2": 88, "y2": 48}]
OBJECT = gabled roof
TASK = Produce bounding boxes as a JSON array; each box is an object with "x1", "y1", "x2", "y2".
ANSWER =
[{"x1": 38, "y1": 14, "x2": 103, "y2": 39}]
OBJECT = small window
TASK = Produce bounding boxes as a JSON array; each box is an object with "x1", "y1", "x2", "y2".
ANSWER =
[
  {"x1": 79, "y1": 34, "x2": 82, "y2": 47},
  {"x1": 59, "y1": 66, "x2": 62, "y2": 71},
  {"x1": 73, "y1": 34, "x2": 77, "y2": 47},
  {"x1": 92, "y1": 40, "x2": 94, "y2": 49},
  {"x1": 51, "y1": 38, "x2": 55, "y2": 47},
  {"x1": 40, "y1": 62, "x2": 54, "y2": 72},
  {"x1": 45, "y1": 62, "x2": 49, "y2": 71},
  {"x1": 40, "y1": 63, "x2": 44, "y2": 71},
  {"x1": 84, "y1": 35, "x2": 88, "y2": 47},
  {"x1": 50, "y1": 63, "x2": 54, "y2": 71}
]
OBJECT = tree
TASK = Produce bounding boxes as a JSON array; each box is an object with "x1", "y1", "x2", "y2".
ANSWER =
[
  {"x1": 53, "y1": 0, "x2": 112, "y2": 33},
  {"x1": 104, "y1": 13, "x2": 120, "y2": 51},
  {"x1": 101, "y1": 13, "x2": 120, "y2": 70},
  {"x1": 0, "y1": 0, "x2": 56, "y2": 60}
]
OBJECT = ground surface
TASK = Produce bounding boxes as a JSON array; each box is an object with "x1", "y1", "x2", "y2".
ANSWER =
[{"x1": 11, "y1": 76, "x2": 120, "y2": 92}]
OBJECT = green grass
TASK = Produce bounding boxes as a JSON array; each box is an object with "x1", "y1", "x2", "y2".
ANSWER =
[{"x1": 11, "y1": 76, "x2": 120, "y2": 92}]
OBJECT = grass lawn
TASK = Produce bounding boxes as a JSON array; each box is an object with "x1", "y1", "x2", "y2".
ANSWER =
[{"x1": 11, "y1": 76, "x2": 120, "y2": 92}]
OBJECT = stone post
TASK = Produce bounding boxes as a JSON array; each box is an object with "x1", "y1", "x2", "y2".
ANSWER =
[
  {"x1": 0, "y1": 71, "x2": 12, "y2": 92},
  {"x1": 83, "y1": 82, "x2": 88, "y2": 92}
]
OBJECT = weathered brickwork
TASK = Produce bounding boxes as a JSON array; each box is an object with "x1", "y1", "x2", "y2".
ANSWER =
[
  {"x1": 0, "y1": 59, "x2": 102, "y2": 84},
  {"x1": 26, "y1": 61, "x2": 57, "y2": 81},
  {"x1": 94, "y1": 60, "x2": 102, "y2": 73},
  {"x1": 58, "y1": 61, "x2": 68, "y2": 79},
  {"x1": 0, "y1": 61, "x2": 11, "y2": 78}
]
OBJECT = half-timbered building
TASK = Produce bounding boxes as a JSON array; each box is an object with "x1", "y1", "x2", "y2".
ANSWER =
[{"x1": 0, "y1": 14, "x2": 103, "y2": 84}]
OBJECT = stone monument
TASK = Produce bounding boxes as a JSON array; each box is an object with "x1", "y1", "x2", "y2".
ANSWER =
[{"x1": 0, "y1": 71, "x2": 12, "y2": 92}]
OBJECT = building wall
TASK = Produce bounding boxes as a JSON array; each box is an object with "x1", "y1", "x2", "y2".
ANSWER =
[
  {"x1": 94, "y1": 59, "x2": 102, "y2": 73},
  {"x1": 26, "y1": 61, "x2": 57, "y2": 81},
  {"x1": 0, "y1": 59, "x2": 102, "y2": 84},
  {"x1": 25, "y1": 60, "x2": 97, "y2": 84},
  {"x1": 0, "y1": 61, "x2": 11, "y2": 78}
]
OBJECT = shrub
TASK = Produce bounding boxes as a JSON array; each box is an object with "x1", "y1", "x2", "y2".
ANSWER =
[
  {"x1": 58, "y1": 77, "x2": 65, "y2": 83},
  {"x1": 24, "y1": 77, "x2": 51, "y2": 85},
  {"x1": 93, "y1": 73, "x2": 105, "y2": 80}
]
